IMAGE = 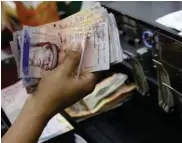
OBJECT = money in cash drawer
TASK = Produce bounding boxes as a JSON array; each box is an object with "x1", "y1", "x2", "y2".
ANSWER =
[{"x1": 154, "y1": 32, "x2": 182, "y2": 115}]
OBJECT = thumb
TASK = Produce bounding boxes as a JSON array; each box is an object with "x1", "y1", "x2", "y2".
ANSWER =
[{"x1": 62, "y1": 42, "x2": 82, "y2": 76}]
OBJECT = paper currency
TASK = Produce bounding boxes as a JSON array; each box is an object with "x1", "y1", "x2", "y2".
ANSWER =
[
  {"x1": 65, "y1": 83, "x2": 136, "y2": 118},
  {"x1": 83, "y1": 73, "x2": 128, "y2": 110},
  {"x1": 11, "y1": 2, "x2": 124, "y2": 91},
  {"x1": 57, "y1": 21, "x2": 110, "y2": 72},
  {"x1": 20, "y1": 27, "x2": 61, "y2": 78},
  {"x1": 12, "y1": 31, "x2": 22, "y2": 77},
  {"x1": 11, "y1": 31, "x2": 40, "y2": 89},
  {"x1": 41, "y1": 3, "x2": 119, "y2": 64},
  {"x1": 109, "y1": 13, "x2": 123, "y2": 63},
  {"x1": 42, "y1": 2, "x2": 103, "y2": 28},
  {"x1": 131, "y1": 57, "x2": 149, "y2": 96},
  {"x1": 19, "y1": 20, "x2": 110, "y2": 78}
]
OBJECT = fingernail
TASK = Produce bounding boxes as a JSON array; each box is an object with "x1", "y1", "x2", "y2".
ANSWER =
[{"x1": 71, "y1": 42, "x2": 81, "y2": 52}]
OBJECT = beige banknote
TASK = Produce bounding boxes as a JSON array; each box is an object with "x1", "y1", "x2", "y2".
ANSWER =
[
  {"x1": 54, "y1": 9, "x2": 118, "y2": 64},
  {"x1": 42, "y1": 2, "x2": 103, "y2": 28},
  {"x1": 55, "y1": 22, "x2": 97, "y2": 72},
  {"x1": 20, "y1": 27, "x2": 61, "y2": 78},
  {"x1": 20, "y1": 26, "x2": 82, "y2": 78},
  {"x1": 65, "y1": 84, "x2": 136, "y2": 118},
  {"x1": 83, "y1": 73, "x2": 128, "y2": 110},
  {"x1": 21, "y1": 20, "x2": 109, "y2": 78},
  {"x1": 38, "y1": 2, "x2": 116, "y2": 64},
  {"x1": 56, "y1": 21, "x2": 110, "y2": 72},
  {"x1": 109, "y1": 13, "x2": 123, "y2": 63}
]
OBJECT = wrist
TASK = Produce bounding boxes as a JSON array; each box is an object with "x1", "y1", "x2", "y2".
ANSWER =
[{"x1": 22, "y1": 95, "x2": 51, "y2": 123}]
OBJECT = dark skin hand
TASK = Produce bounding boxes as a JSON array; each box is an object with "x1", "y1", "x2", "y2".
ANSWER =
[{"x1": 2, "y1": 42, "x2": 98, "y2": 143}]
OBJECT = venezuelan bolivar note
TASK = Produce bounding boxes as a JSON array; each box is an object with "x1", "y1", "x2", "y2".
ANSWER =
[{"x1": 20, "y1": 21, "x2": 109, "y2": 78}]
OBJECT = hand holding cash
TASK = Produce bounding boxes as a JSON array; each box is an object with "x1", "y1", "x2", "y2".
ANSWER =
[
  {"x1": 10, "y1": 2, "x2": 123, "y2": 91},
  {"x1": 24, "y1": 42, "x2": 98, "y2": 120}
]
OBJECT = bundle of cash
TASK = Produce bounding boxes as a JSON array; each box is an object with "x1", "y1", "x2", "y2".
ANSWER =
[
  {"x1": 153, "y1": 59, "x2": 175, "y2": 112},
  {"x1": 10, "y1": 2, "x2": 123, "y2": 91},
  {"x1": 65, "y1": 73, "x2": 136, "y2": 118}
]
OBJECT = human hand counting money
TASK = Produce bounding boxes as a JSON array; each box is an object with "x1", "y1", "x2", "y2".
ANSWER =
[{"x1": 25, "y1": 42, "x2": 98, "y2": 119}]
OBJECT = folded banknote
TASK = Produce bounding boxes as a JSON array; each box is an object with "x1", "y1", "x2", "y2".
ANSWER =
[
  {"x1": 83, "y1": 73, "x2": 128, "y2": 110},
  {"x1": 65, "y1": 83, "x2": 136, "y2": 118}
]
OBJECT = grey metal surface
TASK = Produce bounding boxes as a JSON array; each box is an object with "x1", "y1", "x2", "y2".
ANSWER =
[{"x1": 101, "y1": 1, "x2": 182, "y2": 36}]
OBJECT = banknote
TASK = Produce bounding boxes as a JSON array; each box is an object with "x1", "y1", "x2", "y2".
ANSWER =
[
  {"x1": 56, "y1": 8, "x2": 121, "y2": 64},
  {"x1": 56, "y1": 20, "x2": 110, "y2": 72},
  {"x1": 41, "y1": 4, "x2": 119, "y2": 64},
  {"x1": 95, "y1": 11, "x2": 123, "y2": 64},
  {"x1": 55, "y1": 23, "x2": 97, "y2": 72},
  {"x1": 12, "y1": 31, "x2": 22, "y2": 77},
  {"x1": 42, "y1": 2, "x2": 104, "y2": 28},
  {"x1": 10, "y1": 41, "x2": 18, "y2": 67},
  {"x1": 20, "y1": 20, "x2": 110, "y2": 78},
  {"x1": 20, "y1": 27, "x2": 78, "y2": 78},
  {"x1": 65, "y1": 83, "x2": 136, "y2": 118},
  {"x1": 40, "y1": 3, "x2": 112, "y2": 66},
  {"x1": 12, "y1": 24, "x2": 106, "y2": 79},
  {"x1": 83, "y1": 73, "x2": 128, "y2": 110},
  {"x1": 11, "y1": 2, "x2": 124, "y2": 92},
  {"x1": 20, "y1": 27, "x2": 63, "y2": 78},
  {"x1": 11, "y1": 31, "x2": 40, "y2": 89},
  {"x1": 109, "y1": 13, "x2": 123, "y2": 63},
  {"x1": 47, "y1": 7, "x2": 113, "y2": 63}
]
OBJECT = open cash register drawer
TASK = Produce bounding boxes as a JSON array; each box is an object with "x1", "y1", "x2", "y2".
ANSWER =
[
  {"x1": 66, "y1": 50, "x2": 182, "y2": 143},
  {"x1": 62, "y1": 3, "x2": 182, "y2": 143}
]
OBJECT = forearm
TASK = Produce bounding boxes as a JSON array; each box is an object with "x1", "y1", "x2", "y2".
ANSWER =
[
  {"x1": 2, "y1": 43, "x2": 97, "y2": 143},
  {"x1": 2, "y1": 97, "x2": 50, "y2": 143}
]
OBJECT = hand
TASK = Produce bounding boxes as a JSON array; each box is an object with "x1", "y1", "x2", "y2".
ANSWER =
[{"x1": 25, "y1": 42, "x2": 98, "y2": 120}]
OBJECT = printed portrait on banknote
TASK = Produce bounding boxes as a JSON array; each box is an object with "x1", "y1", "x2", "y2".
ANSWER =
[
  {"x1": 21, "y1": 27, "x2": 62, "y2": 78},
  {"x1": 29, "y1": 42, "x2": 58, "y2": 70}
]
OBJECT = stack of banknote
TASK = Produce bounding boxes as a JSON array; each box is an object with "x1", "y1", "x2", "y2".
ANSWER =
[
  {"x1": 10, "y1": 2, "x2": 123, "y2": 91},
  {"x1": 65, "y1": 73, "x2": 136, "y2": 119}
]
